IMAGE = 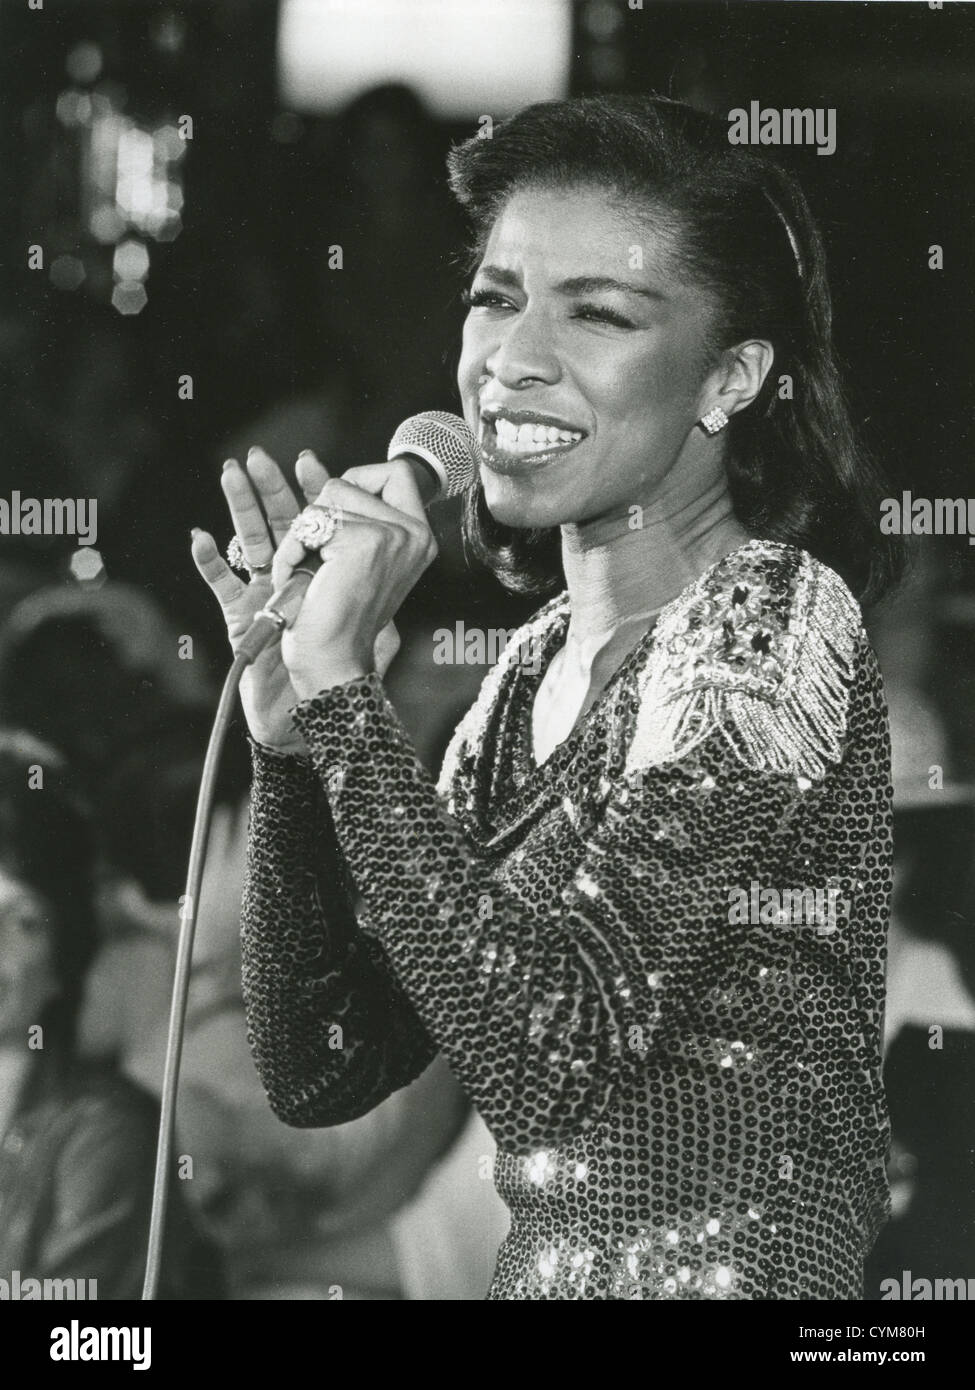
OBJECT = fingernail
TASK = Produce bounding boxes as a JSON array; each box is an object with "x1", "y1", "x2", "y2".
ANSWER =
[
  {"x1": 298, "y1": 448, "x2": 317, "y2": 459},
  {"x1": 222, "y1": 459, "x2": 237, "y2": 472},
  {"x1": 190, "y1": 527, "x2": 202, "y2": 538}
]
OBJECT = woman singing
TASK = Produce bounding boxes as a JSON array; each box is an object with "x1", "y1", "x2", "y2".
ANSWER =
[{"x1": 193, "y1": 95, "x2": 900, "y2": 1300}]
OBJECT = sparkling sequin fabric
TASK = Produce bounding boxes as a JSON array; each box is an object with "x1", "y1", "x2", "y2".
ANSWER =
[{"x1": 241, "y1": 539, "x2": 892, "y2": 1300}]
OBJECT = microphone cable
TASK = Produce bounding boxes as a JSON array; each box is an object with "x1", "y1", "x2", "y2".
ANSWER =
[{"x1": 141, "y1": 644, "x2": 252, "y2": 1300}]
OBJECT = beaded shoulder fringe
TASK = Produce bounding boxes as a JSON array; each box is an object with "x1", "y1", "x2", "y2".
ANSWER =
[{"x1": 624, "y1": 552, "x2": 862, "y2": 782}]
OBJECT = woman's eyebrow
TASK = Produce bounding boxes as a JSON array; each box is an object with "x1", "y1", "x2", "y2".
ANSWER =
[
  {"x1": 556, "y1": 275, "x2": 665, "y2": 301},
  {"x1": 474, "y1": 266, "x2": 664, "y2": 301},
  {"x1": 474, "y1": 264, "x2": 521, "y2": 288}
]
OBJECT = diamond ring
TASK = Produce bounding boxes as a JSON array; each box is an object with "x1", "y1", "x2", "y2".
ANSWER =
[
  {"x1": 226, "y1": 536, "x2": 272, "y2": 577},
  {"x1": 288, "y1": 503, "x2": 342, "y2": 552}
]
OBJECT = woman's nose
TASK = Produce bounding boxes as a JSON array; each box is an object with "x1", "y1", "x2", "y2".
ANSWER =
[{"x1": 485, "y1": 308, "x2": 561, "y2": 388}]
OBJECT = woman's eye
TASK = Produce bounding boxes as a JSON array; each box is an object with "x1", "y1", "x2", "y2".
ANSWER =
[
  {"x1": 463, "y1": 290, "x2": 635, "y2": 328},
  {"x1": 464, "y1": 288, "x2": 511, "y2": 310},
  {"x1": 571, "y1": 303, "x2": 635, "y2": 329}
]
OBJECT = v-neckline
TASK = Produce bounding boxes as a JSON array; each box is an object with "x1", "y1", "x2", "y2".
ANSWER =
[
  {"x1": 531, "y1": 604, "x2": 673, "y2": 769},
  {"x1": 513, "y1": 536, "x2": 771, "y2": 777},
  {"x1": 468, "y1": 537, "x2": 771, "y2": 831},
  {"x1": 509, "y1": 598, "x2": 661, "y2": 784},
  {"x1": 535, "y1": 626, "x2": 644, "y2": 772}
]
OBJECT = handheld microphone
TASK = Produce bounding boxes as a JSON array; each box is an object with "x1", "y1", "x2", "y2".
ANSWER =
[{"x1": 236, "y1": 411, "x2": 478, "y2": 662}]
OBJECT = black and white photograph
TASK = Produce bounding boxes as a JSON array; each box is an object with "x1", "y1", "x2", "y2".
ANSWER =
[{"x1": 0, "y1": 0, "x2": 972, "y2": 1347}]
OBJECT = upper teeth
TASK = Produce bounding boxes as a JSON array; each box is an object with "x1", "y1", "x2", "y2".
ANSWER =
[{"x1": 492, "y1": 417, "x2": 583, "y2": 452}]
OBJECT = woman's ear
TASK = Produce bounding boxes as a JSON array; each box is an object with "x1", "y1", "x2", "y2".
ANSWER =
[{"x1": 702, "y1": 339, "x2": 775, "y2": 420}]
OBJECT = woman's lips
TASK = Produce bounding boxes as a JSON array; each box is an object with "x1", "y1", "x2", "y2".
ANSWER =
[{"x1": 478, "y1": 414, "x2": 587, "y2": 474}]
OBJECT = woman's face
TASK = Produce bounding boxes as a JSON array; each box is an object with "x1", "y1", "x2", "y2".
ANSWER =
[
  {"x1": 0, "y1": 867, "x2": 59, "y2": 1044},
  {"x1": 458, "y1": 183, "x2": 721, "y2": 530}
]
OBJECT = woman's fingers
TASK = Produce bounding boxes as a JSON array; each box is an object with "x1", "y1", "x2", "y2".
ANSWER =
[
  {"x1": 338, "y1": 460, "x2": 428, "y2": 523},
  {"x1": 268, "y1": 506, "x2": 378, "y2": 593},
  {"x1": 220, "y1": 458, "x2": 276, "y2": 570},
  {"x1": 220, "y1": 447, "x2": 330, "y2": 573},
  {"x1": 271, "y1": 450, "x2": 332, "y2": 588},
  {"x1": 296, "y1": 449, "x2": 331, "y2": 504},
  {"x1": 244, "y1": 447, "x2": 301, "y2": 547},
  {"x1": 311, "y1": 473, "x2": 428, "y2": 531},
  {"x1": 268, "y1": 472, "x2": 434, "y2": 592},
  {"x1": 269, "y1": 517, "x2": 351, "y2": 593},
  {"x1": 191, "y1": 528, "x2": 247, "y2": 610},
  {"x1": 244, "y1": 453, "x2": 431, "y2": 595}
]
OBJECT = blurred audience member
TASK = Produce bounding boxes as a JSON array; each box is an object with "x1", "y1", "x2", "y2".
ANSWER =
[
  {"x1": 0, "y1": 731, "x2": 218, "y2": 1298},
  {"x1": 391, "y1": 1110, "x2": 509, "y2": 1301},
  {"x1": 0, "y1": 582, "x2": 214, "y2": 803},
  {"x1": 78, "y1": 709, "x2": 250, "y2": 1071}
]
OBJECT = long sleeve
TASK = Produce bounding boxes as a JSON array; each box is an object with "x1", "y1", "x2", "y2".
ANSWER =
[
  {"x1": 240, "y1": 739, "x2": 437, "y2": 1126},
  {"x1": 289, "y1": 661, "x2": 874, "y2": 1157}
]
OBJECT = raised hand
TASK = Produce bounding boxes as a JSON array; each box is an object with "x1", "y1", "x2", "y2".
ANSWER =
[
  {"x1": 192, "y1": 447, "x2": 401, "y2": 752},
  {"x1": 266, "y1": 459, "x2": 438, "y2": 702}
]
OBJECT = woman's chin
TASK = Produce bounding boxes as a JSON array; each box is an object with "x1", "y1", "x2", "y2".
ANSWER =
[{"x1": 482, "y1": 476, "x2": 564, "y2": 530}]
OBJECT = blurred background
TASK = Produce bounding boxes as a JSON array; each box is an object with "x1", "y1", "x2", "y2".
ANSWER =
[{"x1": 0, "y1": 0, "x2": 972, "y2": 1298}]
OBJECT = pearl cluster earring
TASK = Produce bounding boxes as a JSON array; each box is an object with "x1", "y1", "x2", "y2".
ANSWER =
[{"x1": 700, "y1": 406, "x2": 730, "y2": 436}]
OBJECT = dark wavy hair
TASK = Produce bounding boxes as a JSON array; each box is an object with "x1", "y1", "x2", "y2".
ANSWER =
[
  {"x1": 447, "y1": 93, "x2": 901, "y2": 605},
  {"x1": 0, "y1": 730, "x2": 97, "y2": 1051}
]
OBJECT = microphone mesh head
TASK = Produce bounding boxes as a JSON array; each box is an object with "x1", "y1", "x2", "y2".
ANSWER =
[{"x1": 387, "y1": 411, "x2": 478, "y2": 499}]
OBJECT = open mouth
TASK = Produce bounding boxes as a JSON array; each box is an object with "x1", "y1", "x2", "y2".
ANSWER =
[{"x1": 479, "y1": 408, "x2": 587, "y2": 468}]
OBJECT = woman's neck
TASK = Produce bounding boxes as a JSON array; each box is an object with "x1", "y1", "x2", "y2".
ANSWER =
[{"x1": 559, "y1": 475, "x2": 751, "y2": 648}]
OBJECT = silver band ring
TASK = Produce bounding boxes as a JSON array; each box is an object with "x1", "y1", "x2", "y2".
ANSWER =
[
  {"x1": 288, "y1": 503, "x2": 342, "y2": 553},
  {"x1": 226, "y1": 535, "x2": 273, "y2": 577}
]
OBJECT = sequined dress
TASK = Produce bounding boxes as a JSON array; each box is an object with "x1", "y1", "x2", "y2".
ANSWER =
[{"x1": 241, "y1": 539, "x2": 892, "y2": 1300}]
